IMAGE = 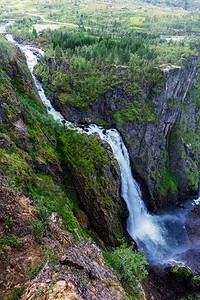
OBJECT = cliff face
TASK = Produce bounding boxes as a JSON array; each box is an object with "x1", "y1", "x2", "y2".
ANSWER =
[
  {"x1": 35, "y1": 57, "x2": 200, "y2": 209},
  {"x1": 58, "y1": 130, "x2": 127, "y2": 246}
]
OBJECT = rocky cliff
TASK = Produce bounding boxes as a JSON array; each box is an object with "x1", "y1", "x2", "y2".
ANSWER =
[
  {"x1": 58, "y1": 130, "x2": 128, "y2": 246},
  {"x1": 35, "y1": 56, "x2": 200, "y2": 210}
]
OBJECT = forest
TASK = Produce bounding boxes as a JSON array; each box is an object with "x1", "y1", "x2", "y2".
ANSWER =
[{"x1": 7, "y1": 12, "x2": 199, "y2": 106}]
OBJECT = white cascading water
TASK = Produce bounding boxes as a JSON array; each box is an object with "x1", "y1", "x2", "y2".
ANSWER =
[{"x1": 6, "y1": 33, "x2": 200, "y2": 266}]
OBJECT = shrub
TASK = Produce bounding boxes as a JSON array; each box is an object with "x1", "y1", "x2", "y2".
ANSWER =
[
  {"x1": 103, "y1": 243, "x2": 148, "y2": 299},
  {"x1": 0, "y1": 233, "x2": 21, "y2": 248},
  {"x1": 30, "y1": 219, "x2": 45, "y2": 243},
  {"x1": 4, "y1": 286, "x2": 25, "y2": 300}
]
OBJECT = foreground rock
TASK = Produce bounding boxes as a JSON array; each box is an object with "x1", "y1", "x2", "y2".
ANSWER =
[
  {"x1": 0, "y1": 186, "x2": 74, "y2": 299},
  {"x1": 0, "y1": 186, "x2": 125, "y2": 300},
  {"x1": 22, "y1": 238, "x2": 124, "y2": 300}
]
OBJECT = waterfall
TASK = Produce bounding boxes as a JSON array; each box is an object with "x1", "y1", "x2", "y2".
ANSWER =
[
  {"x1": 6, "y1": 33, "x2": 199, "y2": 266},
  {"x1": 86, "y1": 125, "x2": 191, "y2": 264}
]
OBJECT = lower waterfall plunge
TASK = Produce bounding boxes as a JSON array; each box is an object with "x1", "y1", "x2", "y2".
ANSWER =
[{"x1": 6, "y1": 33, "x2": 200, "y2": 267}]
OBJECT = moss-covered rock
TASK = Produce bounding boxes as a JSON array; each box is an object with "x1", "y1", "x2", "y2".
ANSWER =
[
  {"x1": 189, "y1": 276, "x2": 200, "y2": 290},
  {"x1": 171, "y1": 265, "x2": 192, "y2": 283},
  {"x1": 58, "y1": 130, "x2": 128, "y2": 246}
]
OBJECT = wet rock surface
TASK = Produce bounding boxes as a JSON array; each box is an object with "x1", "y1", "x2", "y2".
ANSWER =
[
  {"x1": 186, "y1": 205, "x2": 200, "y2": 242},
  {"x1": 144, "y1": 264, "x2": 200, "y2": 300},
  {"x1": 142, "y1": 204, "x2": 200, "y2": 299},
  {"x1": 180, "y1": 205, "x2": 200, "y2": 275},
  {"x1": 178, "y1": 248, "x2": 200, "y2": 276}
]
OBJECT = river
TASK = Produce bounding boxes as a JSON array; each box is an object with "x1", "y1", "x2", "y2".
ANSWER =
[{"x1": 4, "y1": 31, "x2": 200, "y2": 271}]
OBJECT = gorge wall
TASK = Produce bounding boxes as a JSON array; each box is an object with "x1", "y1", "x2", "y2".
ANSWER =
[{"x1": 35, "y1": 56, "x2": 200, "y2": 210}]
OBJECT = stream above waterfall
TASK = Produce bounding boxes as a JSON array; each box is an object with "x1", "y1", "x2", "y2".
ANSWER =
[{"x1": 5, "y1": 32, "x2": 200, "y2": 272}]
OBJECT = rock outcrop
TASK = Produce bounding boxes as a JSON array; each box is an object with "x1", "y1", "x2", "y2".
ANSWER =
[
  {"x1": 185, "y1": 204, "x2": 200, "y2": 243},
  {"x1": 35, "y1": 56, "x2": 200, "y2": 209},
  {"x1": 0, "y1": 186, "x2": 124, "y2": 300},
  {"x1": 22, "y1": 238, "x2": 124, "y2": 300},
  {"x1": 58, "y1": 130, "x2": 128, "y2": 246}
]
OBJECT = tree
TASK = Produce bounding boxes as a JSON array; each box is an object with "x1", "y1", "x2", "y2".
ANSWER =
[
  {"x1": 32, "y1": 27, "x2": 37, "y2": 39},
  {"x1": 54, "y1": 45, "x2": 62, "y2": 58}
]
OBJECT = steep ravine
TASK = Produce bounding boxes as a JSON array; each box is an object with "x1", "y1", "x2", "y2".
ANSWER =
[
  {"x1": 0, "y1": 37, "x2": 130, "y2": 299},
  {"x1": 32, "y1": 48, "x2": 200, "y2": 300},
  {"x1": 34, "y1": 56, "x2": 200, "y2": 210},
  {"x1": 2, "y1": 31, "x2": 200, "y2": 299},
  {"x1": 20, "y1": 37, "x2": 200, "y2": 299}
]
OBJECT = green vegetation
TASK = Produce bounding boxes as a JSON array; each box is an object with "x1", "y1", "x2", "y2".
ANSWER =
[
  {"x1": 104, "y1": 243, "x2": 148, "y2": 299},
  {"x1": 138, "y1": 0, "x2": 200, "y2": 10},
  {"x1": 29, "y1": 173, "x2": 84, "y2": 238},
  {"x1": 178, "y1": 275, "x2": 200, "y2": 299},
  {"x1": 1, "y1": 0, "x2": 199, "y2": 109},
  {"x1": 32, "y1": 26, "x2": 195, "y2": 106},
  {"x1": 4, "y1": 287, "x2": 25, "y2": 300},
  {"x1": 0, "y1": 233, "x2": 21, "y2": 249},
  {"x1": 189, "y1": 276, "x2": 200, "y2": 289},
  {"x1": 179, "y1": 296, "x2": 200, "y2": 300},
  {"x1": 157, "y1": 167, "x2": 178, "y2": 198},
  {"x1": 58, "y1": 130, "x2": 109, "y2": 178},
  {"x1": 194, "y1": 70, "x2": 200, "y2": 109},
  {"x1": 31, "y1": 218, "x2": 46, "y2": 243},
  {"x1": 171, "y1": 265, "x2": 192, "y2": 277},
  {"x1": 0, "y1": 40, "x2": 89, "y2": 241}
]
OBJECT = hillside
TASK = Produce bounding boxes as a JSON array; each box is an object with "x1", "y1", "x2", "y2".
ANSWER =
[{"x1": 141, "y1": 0, "x2": 200, "y2": 10}]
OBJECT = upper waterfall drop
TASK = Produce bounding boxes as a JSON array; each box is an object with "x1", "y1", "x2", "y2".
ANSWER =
[{"x1": 6, "y1": 33, "x2": 199, "y2": 266}]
